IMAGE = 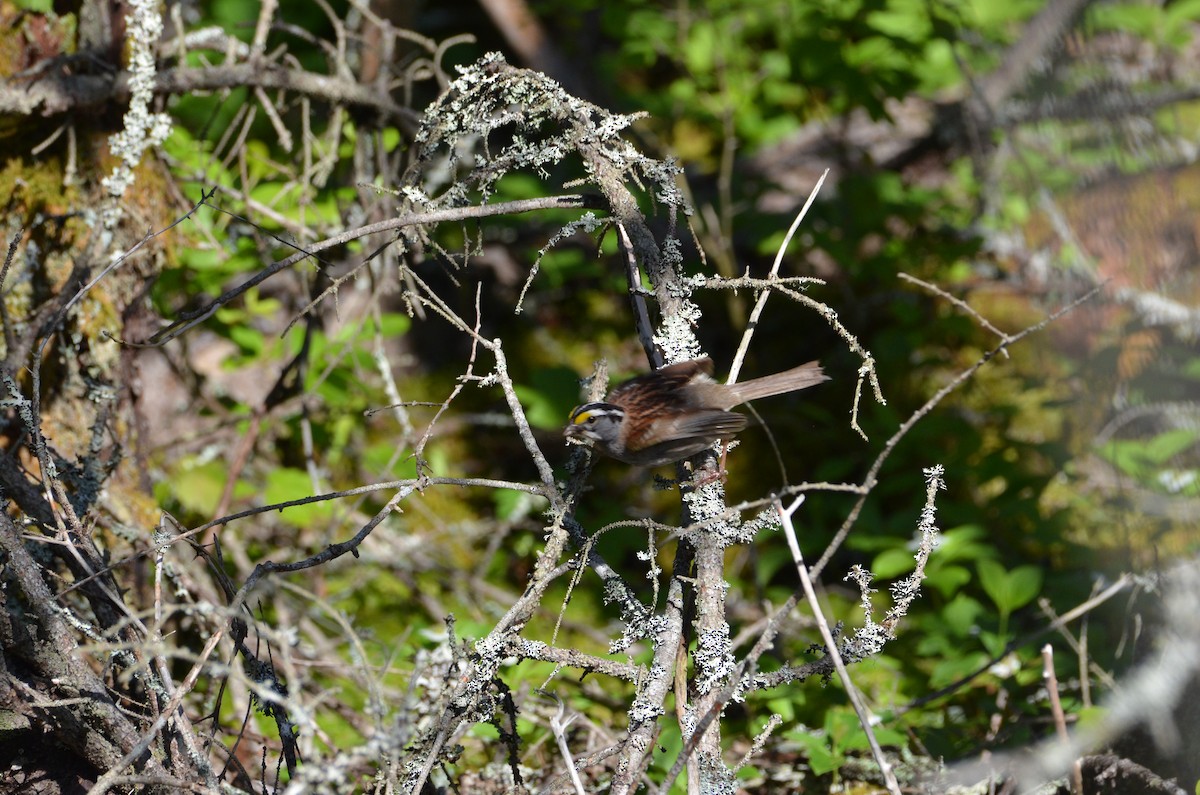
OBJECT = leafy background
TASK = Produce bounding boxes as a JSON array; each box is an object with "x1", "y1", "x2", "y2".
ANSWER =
[
  {"x1": 157, "y1": 0, "x2": 1200, "y2": 786},
  {"x1": 3, "y1": 0, "x2": 1199, "y2": 790}
]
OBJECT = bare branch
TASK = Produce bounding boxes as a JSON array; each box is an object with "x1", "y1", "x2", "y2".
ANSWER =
[
  {"x1": 777, "y1": 494, "x2": 902, "y2": 795},
  {"x1": 1, "y1": 63, "x2": 422, "y2": 134}
]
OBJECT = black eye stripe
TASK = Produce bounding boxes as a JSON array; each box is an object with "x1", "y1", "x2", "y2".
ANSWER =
[{"x1": 569, "y1": 403, "x2": 624, "y2": 424}]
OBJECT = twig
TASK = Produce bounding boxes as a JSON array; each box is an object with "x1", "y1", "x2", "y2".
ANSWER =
[
  {"x1": 898, "y1": 572, "x2": 1133, "y2": 715},
  {"x1": 0, "y1": 513, "x2": 172, "y2": 779},
  {"x1": 0, "y1": 228, "x2": 22, "y2": 353},
  {"x1": 0, "y1": 63, "x2": 422, "y2": 133},
  {"x1": 1038, "y1": 594, "x2": 1117, "y2": 693},
  {"x1": 616, "y1": 221, "x2": 662, "y2": 368},
  {"x1": 90, "y1": 624, "x2": 225, "y2": 794},
  {"x1": 532, "y1": 742, "x2": 624, "y2": 795},
  {"x1": 1042, "y1": 644, "x2": 1083, "y2": 795},
  {"x1": 239, "y1": 487, "x2": 407, "y2": 595},
  {"x1": 143, "y1": 194, "x2": 592, "y2": 345},
  {"x1": 660, "y1": 465, "x2": 944, "y2": 788},
  {"x1": 898, "y1": 271, "x2": 1012, "y2": 350},
  {"x1": 250, "y1": 0, "x2": 277, "y2": 56},
  {"x1": 408, "y1": 283, "x2": 486, "y2": 469},
  {"x1": 549, "y1": 699, "x2": 588, "y2": 795},
  {"x1": 733, "y1": 714, "x2": 783, "y2": 773},
  {"x1": 512, "y1": 639, "x2": 642, "y2": 682},
  {"x1": 777, "y1": 494, "x2": 902, "y2": 795},
  {"x1": 607, "y1": 574, "x2": 686, "y2": 794},
  {"x1": 728, "y1": 169, "x2": 828, "y2": 383},
  {"x1": 810, "y1": 284, "x2": 1103, "y2": 579},
  {"x1": 50, "y1": 476, "x2": 548, "y2": 602}
]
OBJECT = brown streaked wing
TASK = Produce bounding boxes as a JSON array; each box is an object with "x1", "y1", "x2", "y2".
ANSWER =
[
  {"x1": 605, "y1": 358, "x2": 714, "y2": 412},
  {"x1": 624, "y1": 408, "x2": 746, "y2": 453}
]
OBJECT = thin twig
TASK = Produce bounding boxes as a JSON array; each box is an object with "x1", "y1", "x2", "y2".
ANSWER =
[
  {"x1": 616, "y1": 221, "x2": 662, "y2": 368},
  {"x1": 144, "y1": 194, "x2": 591, "y2": 345},
  {"x1": 727, "y1": 169, "x2": 828, "y2": 384},
  {"x1": 549, "y1": 699, "x2": 588, "y2": 795},
  {"x1": 899, "y1": 271, "x2": 1013, "y2": 348},
  {"x1": 1042, "y1": 644, "x2": 1083, "y2": 795},
  {"x1": 810, "y1": 284, "x2": 1103, "y2": 579},
  {"x1": 898, "y1": 572, "x2": 1133, "y2": 715},
  {"x1": 733, "y1": 714, "x2": 783, "y2": 773},
  {"x1": 777, "y1": 495, "x2": 902, "y2": 795},
  {"x1": 0, "y1": 228, "x2": 22, "y2": 353},
  {"x1": 48, "y1": 476, "x2": 548, "y2": 601},
  {"x1": 1038, "y1": 595, "x2": 1118, "y2": 692}
]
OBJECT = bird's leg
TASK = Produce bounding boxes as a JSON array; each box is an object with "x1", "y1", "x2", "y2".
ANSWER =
[{"x1": 688, "y1": 446, "x2": 730, "y2": 488}]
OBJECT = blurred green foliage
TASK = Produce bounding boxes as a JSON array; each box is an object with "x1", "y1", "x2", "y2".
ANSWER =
[
  {"x1": 540, "y1": 0, "x2": 1042, "y2": 161},
  {"x1": 138, "y1": 0, "x2": 1200, "y2": 787},
  {"x1": 787, "y1": 707, "x2": 908, "y2": 778}
]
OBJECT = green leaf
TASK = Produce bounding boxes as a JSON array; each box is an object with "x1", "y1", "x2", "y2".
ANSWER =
[
  {"x1": 1144, "y1": 429, "x2": 1199, "y2": 465},
  {"x1": 916, "y1": 630, "x2": 955, "y2": 658},
  {"x1": 373, "y1": 312, "x2": 412, "y2": 338},
  {"x1": 684, "y1": 19, "x2": 718, "y2": 75},
  {"x1": 929, "y1": 650, "x2": 990, "y2": 689},
  {"x1": 169, "y1": 459, "x2": 228, "y2": 516},
  {"x1": 1100, "y1": 431, "x2": 1198, "y2": 479},
  {"x1": 362, "y1": 441, "x2": 419, "y2": 480},
  {"x1": 514, "y1": 367, "x2": 581, "y2": 430},
  {"x1": 978, "y1": 560, "x2": 1042, "y2": 616},
  {"x1": 925, "y1": 562, "x2": 972, "y2": 598},
  {"x1": 845, "y1": 36, "x2": 907, "y2": 71},
  {"x1": 382, "y1": 127, "x2": 402, "y2": 153},
  {"x1": 1076, "y1": 705, "x2": 1109, "y2": 730},
  {"x1": 1181, "y1": 357, "x2": 1200, "y2": 380},
  {"x1": 824, "y1": 708, "x2": 862, "y2": 749},
  {"x1": 789, "y1": 730, "x2": 839, "y2": 776},
  {"x1": 840, "y1": 720, "x2": 907, "y2": 752},
  {"x1": 1003, "y1": 194, "x2": 1030, "y2": 223},
  {"x1": 941, "y1": 594, "x2": 984, "y2": 637},
  {"x1": 755, "y1": 546, "x2": 795, "y2": 587},
  {"x1": 228, "y1": 324, "x2": 265, "y2": 356},
  {"x1": 263, "y1": 468, "x2": 333, "y2": 527},
  {"x1": 933, "y1": 525, "x2": 994, "y2": 563},
  {"x1": 967, "y1": 0, "x2": 1043, "y2": 27},
  {"x1": 493, "y1": 489, "x2": 547, "y2": 521},
  {"x1": 1165, "y1": 0, "x2": 1200, "y2": 38},
  {"x1": 1101, "y1": 439, "x2": 1149, "y2": 478},
  {"x1": 977, "y1": 559, "x2": 1007, "y2": 611},
  {"x1": 872, "y1": 726, "x2": 909, "y2": 747},
  {"x1": 872, "y1": 547, "x2": 916, "y2": 578},
  {"x1": 1089, "y1": 3, "x2": 1161, "y2": 37},
  {"x1": 868, "y1": 4, "x2": 931, "y2": 41},
  {"x1": 766, "y1": 696, "x2": 798, "y2": 723},
  {"x1": 1005, "y1": 566, "x2": 1044, "y2": 610},
  {"x1": 513, "y1": 385, "x2": 559, "y2": 430}
]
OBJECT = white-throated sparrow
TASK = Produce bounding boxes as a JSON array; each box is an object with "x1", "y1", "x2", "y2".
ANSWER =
[{"x1": 564, "y1": 358, "x2": 828, "y2": 466}]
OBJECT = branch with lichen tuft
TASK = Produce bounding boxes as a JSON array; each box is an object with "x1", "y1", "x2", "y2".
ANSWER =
[{"x1": 100, "y1": 0, "x2": 173, "y2": 231}]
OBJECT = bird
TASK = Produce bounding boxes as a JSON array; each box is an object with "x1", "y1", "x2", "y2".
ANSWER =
[{"x1": 564, "y1": 357, "x2": 828, "y2": 467}]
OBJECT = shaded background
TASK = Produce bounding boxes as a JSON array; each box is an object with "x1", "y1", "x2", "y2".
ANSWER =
[{"x1": 2, "y1": 0, "x2": 1198, "y2": 790}]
